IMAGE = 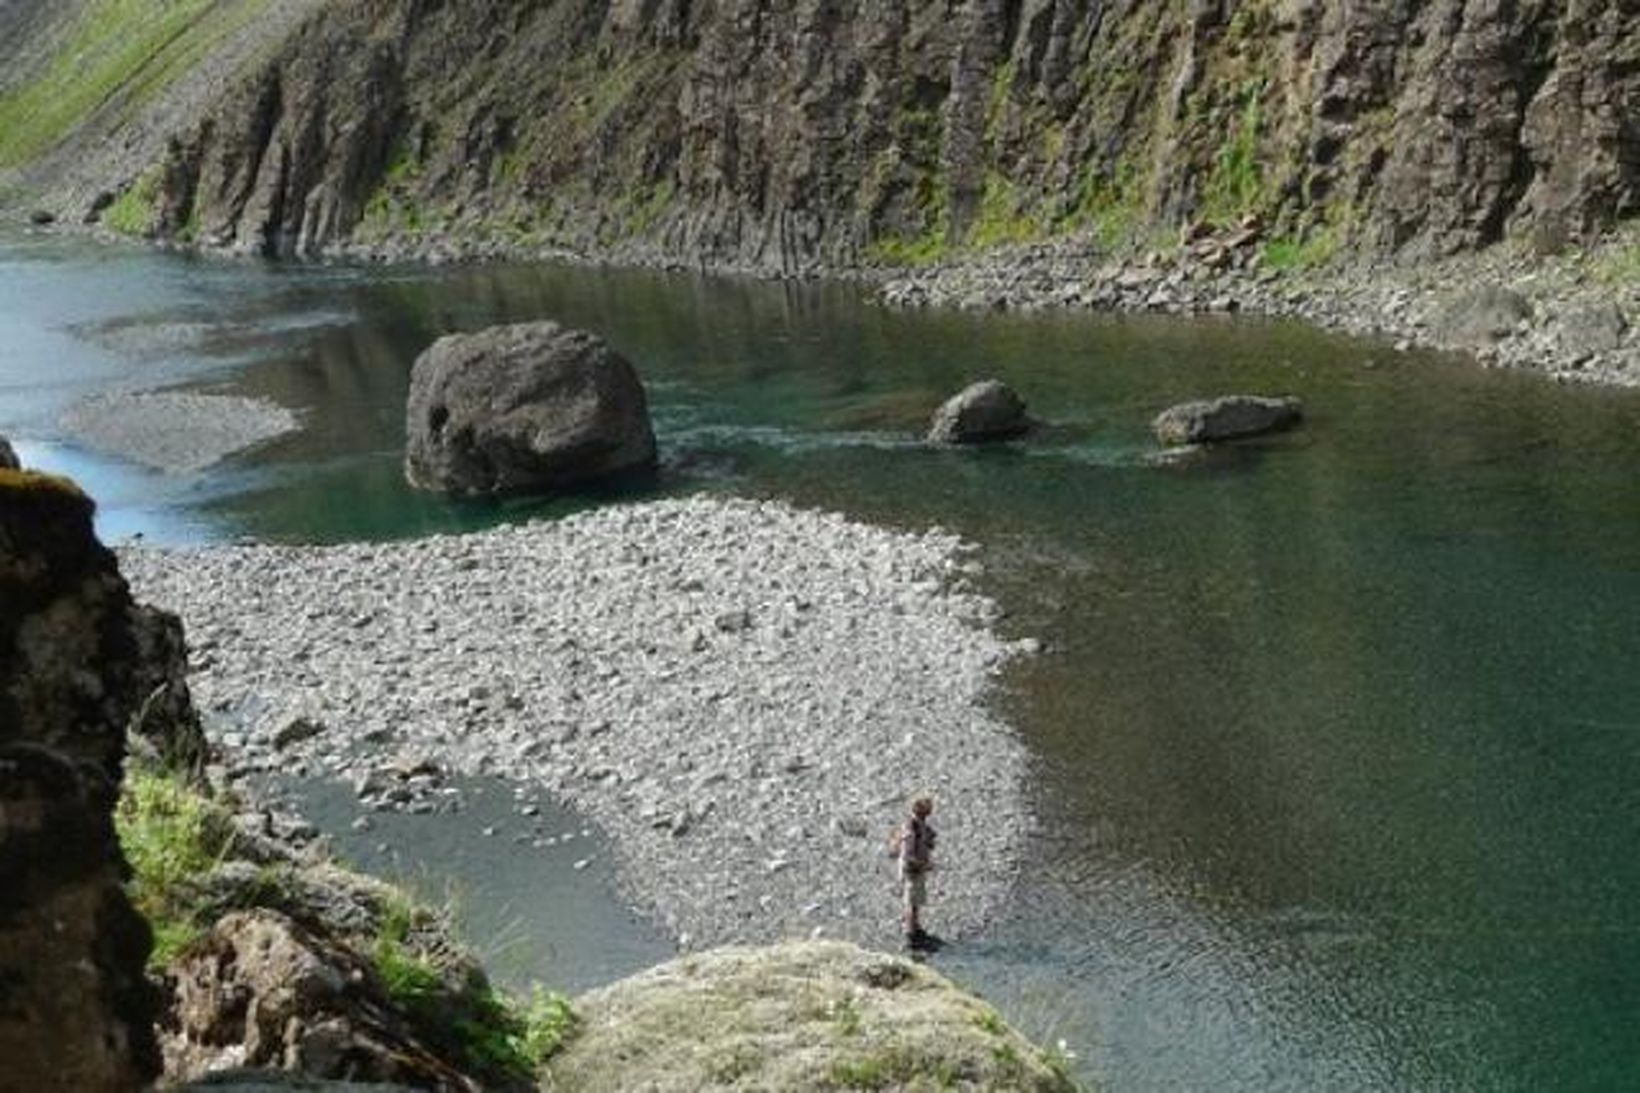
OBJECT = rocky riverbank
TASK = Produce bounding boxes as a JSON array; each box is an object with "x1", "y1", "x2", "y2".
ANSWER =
[
  {"x1": 306, "y1": 213, "x2": 1640, "y2": 390},
  {"x1": 878, "y1": 226, "x2": 1640, "y2": 390},
  {"x1": 119, "y1": 497, "x2": 1036, "y2": 952},
  {"x1": 138, "y1": 199, "x2": 1640, "y2": 392}
]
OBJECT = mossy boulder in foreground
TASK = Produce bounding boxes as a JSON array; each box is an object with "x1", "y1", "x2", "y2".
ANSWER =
[{"x1": 543, "y1": 941, "x2": 1079, "y2": 1092}]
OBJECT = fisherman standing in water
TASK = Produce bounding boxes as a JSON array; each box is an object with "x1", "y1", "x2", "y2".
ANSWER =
[{"x1": 897, "y1": 795, "x2": 938, "y2": 950}]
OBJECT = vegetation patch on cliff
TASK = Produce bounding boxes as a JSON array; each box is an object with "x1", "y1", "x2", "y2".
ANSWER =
[
  {"x1": 370, "y1": 894, "x2": 578, "y2": 1079},
  {"x1": 101, "y1": 170, "x2": 162, "y2": 236},
  {"x1": 116, "y1": 765, "x2": 576, "y2": 1087},
  {"x1": 0, "y1": 0, "x2": 269, "y2": 169},
  {"x1": 117, "y1": 766, "x2": 237, "y2": 964}
]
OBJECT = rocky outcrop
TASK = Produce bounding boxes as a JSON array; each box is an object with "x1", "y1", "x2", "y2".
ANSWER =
[
  {"x1": 404, "y1": 322, "x2": 656, "y2": 498},
  {"x1": 0, "y1": 435, "x2": 17, "y2": 469},
  {"x1": 543, "y1": 940, "x2": 1076, "y2": 1091},
  {"x1": 1152, "y1": 396, "x2": 1304, "y2": 446},
  {"x1": 0, "y1": 470, "x2": 162, "y2": 1089},
  {"x1": 7, "y1": 2, "x2": 1640, "y2": 270},
  {"x1": 927, "y1": 379, "x2": 1031, "y2": 444},
  {"x1": 128, "y1": 602, "x2": 211, "y2": 781},
  {"x1": 124, "y1": 759, "x2": 547, "y2": 1091},
  {"x1": 162, "y1": 911, "x2": 480, "y2": 1091}
]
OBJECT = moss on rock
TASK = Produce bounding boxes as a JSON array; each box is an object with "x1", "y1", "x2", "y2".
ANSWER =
[{"x1": 543, "y1": 941, "x2": 1081, "y2": 1092}]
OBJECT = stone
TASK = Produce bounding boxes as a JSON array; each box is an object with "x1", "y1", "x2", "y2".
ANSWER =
[
  {"x1": 275, "y1": 716, "x2": 327, "y2": 750},
  {"x1": 1560, "y1": 303, "x2": 1627, "y2": 356},
  {"x1": 404, "y1": 321, "x2": 656, "y2": 497},
  {"x1": 85, "y1": 191, "x2": 116, "y2": 223},
  {"x1": 190, "y1": 862, "x2": 442, "y2": 954},
  {"x1": 1437, "y1": 286, "x2": 1533, "y2": 347},
  {"x1": 926, "y1": 380, "x2": 1031, "y2": 444},
  {"x1": 128, "y1": 603, "x2": 212, "y2": 779},
  {"x1": 1151, "y1": 396, "x2": 1304, "y2": 446},
  {"x1": 28, "y1": 209, "x2": 55, "y2": 226},
  {"x1": 0, "y1": 435, "x2": 17, "y2": 469},
  {"x1": 0, "y1": 470, "x2": 164, "y2": 1089},
  {"x1": 160, "y1": 910, "x2": 478, "y2": 1089},
  {"x1": 714, "y1": 608, "x2": 753, "y2": 633}
]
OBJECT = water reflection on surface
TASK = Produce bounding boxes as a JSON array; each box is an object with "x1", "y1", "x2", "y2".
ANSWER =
[{"x1": 5, "y1": 235, "x2": 1640, "y2": 1090}]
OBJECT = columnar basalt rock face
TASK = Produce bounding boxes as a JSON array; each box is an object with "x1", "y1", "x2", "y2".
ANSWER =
[
  {"x1": 0, "y1": 471, "x2": 162, "y2": 1090},
  {"x1": 7, "y1": 1, "x2": 1638, "y2": 269},
  {"x1": 131, "y1": 1, "x2": 1640, "y2": 267}
]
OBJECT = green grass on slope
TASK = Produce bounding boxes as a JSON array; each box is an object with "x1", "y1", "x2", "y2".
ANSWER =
[
  {"x1": 117, "y1": 764, "x2": 577, "y2": 1083},
  {"x1": 0, "y1": 0, "x2": 267, "y2": 169},
  {"x1": 116, "y1": 764, "x2": 237, "y2": 964}
]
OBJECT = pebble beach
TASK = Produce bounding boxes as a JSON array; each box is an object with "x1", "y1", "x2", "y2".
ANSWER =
[{"x1": 120, "y1": 497, "x2": 1037, "y2": 950}]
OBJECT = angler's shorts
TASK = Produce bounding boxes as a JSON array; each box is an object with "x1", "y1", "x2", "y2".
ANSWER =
[{"x1": 902, "y1": 869, "x2": 927, "y2": 911}]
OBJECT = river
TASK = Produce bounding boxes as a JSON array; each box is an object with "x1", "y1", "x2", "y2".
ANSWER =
[{"x1": 4, "y1": 232, "x2": 1639, "y2": 1090}]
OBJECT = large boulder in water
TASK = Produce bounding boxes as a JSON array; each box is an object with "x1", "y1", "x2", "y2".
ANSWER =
[
  {"x1": 404, "y1": 321, "x2": 656, "y2": 497},
  {"x1": 1152, "y1": 395, "x2": 1304, "y2": 445},
  {"x1": 926, "y1": 379, "x2": 1031, "y2": 444}
]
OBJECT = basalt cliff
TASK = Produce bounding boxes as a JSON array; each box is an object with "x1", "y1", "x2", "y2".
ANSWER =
[{"x1": 2, "y1": 0, "x2": 1638, "y2": 273}]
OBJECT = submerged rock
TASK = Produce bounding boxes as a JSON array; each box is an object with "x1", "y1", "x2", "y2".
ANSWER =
[
  {"x1": 1152, "y1": 395, "x2": 1304, "y2": 445},
  {"x1": 404, "y1": 321, "x2": 656, "y2": 497},
  {"x1": 543, "y1": 941, "x2": 1076, "y2": 1092},
  {"x1": 927, "y1": 379, "x2": 1031, "y2": 444}
]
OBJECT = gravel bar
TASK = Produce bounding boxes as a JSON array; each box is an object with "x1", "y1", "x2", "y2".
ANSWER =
[
  {"x1": 120, "y1": 497, "x2": 1036, "y2": 950},
  {"x1": 62, "y1": 391, "x2": 299, "y2": 473}
]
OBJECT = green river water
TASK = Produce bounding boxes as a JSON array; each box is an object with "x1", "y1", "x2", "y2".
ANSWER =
[{"x1": 4, "y1": 234, "x2": 1639, "y2": 1090}]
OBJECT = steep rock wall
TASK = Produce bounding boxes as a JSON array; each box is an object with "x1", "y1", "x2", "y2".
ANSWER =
[
  {"x1": 0, "y1": 471, "x2": 164, "y2": 1090},
  {"x1": 10, "y1": 1, "x2": 1640, "y2": 271}
]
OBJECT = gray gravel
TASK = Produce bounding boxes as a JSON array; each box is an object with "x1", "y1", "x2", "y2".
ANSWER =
[
  {"x1": 879, "y1": 230, "x2": 1640, "y2": 389},
  {"x1": 119, "y1": 497, "x2": 1036, "y2": 950},
  {"x1": 61, "y1": 391, "x2": 299, "y2": 473}
]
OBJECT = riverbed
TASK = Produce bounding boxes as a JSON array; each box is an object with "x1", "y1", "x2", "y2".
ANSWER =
[{"x1": 5, "y1": 231, "x2": 1640, "y2": 1091}]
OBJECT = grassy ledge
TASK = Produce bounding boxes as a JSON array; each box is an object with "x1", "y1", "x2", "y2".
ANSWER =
[{"x1": 115, "y1": 763, "x2": 577, "y2": 1083}]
